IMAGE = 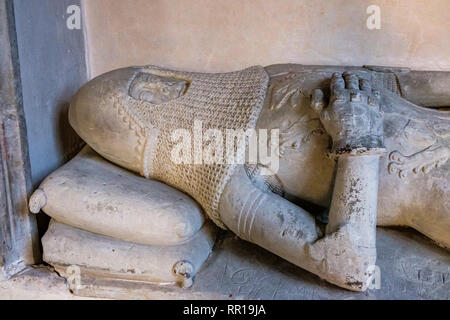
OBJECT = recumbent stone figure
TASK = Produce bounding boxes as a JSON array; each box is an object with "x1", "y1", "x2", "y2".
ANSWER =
[{"x1": 29, "y1": 64, "x2": 449, "y2": 291}]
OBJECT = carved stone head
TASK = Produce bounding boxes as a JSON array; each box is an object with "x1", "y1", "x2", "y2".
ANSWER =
[{"x1": 129, "y1": 72, "x2": 188, "y2": 104}]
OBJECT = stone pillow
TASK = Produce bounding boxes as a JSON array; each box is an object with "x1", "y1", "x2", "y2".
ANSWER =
[
  {"x1": 29, "y1": 146, "x2": 205, "y2": 246},
  {"x1": 43, "y1": 220, "x2": 215, "y2": 288}
]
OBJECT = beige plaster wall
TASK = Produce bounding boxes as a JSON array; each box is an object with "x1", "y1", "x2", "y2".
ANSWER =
[{"x1": 82, "y1": 0, "x2": 450, "y2": 77}]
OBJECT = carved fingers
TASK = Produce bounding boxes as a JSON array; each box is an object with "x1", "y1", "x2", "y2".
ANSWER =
[
  {"x1": 330, "y1": 72, "x2": 381, "y2": 110},
  {"x1": 311, "y1": 72, "x2": 385, "y2": 154},
  {"x1": 311, "y1": 88, "x2": 326, "y2": 113},
  {"x1": 344, "y1": 73, "x2": 359, "y2": 90},
  {"x1": 359, "y1": 78, "x2": 371, "y2": 92}
]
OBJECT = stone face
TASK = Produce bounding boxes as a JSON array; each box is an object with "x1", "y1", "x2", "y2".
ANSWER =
[
  {"x1": 30, "y1": 146, "x2": 206, "y2": 246},
  {"x1": 42, "y1": 220, "x2": 216, "y2": 286}
]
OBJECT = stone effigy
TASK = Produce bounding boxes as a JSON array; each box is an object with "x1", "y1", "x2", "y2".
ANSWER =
[{"x1": 30, "y1": 64, "x2": 449, "y2": 292}]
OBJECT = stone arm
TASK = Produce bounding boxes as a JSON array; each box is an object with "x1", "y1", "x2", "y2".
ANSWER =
[
  {"x1": 219, "y1": 72, "x2": 384, "y2": 291},
  {"x1": 265, "y1": 64, "x2": 450, "y2": 108},
  {"x1": 306, "y1": 153, "x2": 380, "y2": 290},
  {"x1": 220, "y1": 155, "x2": 381, "y2": 291},
  {"x1": 374, "y1": 67, "x2": 450, "y2": 108}
]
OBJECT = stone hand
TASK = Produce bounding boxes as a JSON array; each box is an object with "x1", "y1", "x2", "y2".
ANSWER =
[{"x1": 311, "y1": 72, "x2": 385, "y2": 154}]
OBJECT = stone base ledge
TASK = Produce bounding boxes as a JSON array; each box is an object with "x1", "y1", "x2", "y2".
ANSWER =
[{"x1": 1, "y1": 228, "x2": 449, "y2": 300}]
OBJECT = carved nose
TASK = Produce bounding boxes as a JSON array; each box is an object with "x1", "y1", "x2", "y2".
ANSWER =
[{"x1": 68, "y1": 67, "x2": 146, "y2": 174}]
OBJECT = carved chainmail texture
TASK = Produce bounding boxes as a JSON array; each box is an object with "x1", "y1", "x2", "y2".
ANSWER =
[{"x1": 126, "y1": 66, "x2": 269, "y2": 229}]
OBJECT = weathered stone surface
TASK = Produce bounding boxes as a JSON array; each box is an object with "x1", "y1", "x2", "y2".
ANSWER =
[
  {"x1": 0, "y1": 0, "x2": 39, "y2": 279},
  {"x1": 0, "y1": 266, "x2": 89, "y2": 300},
  {"x1": 42, "y1": 220, "x2": 216, "y2": 286},
  {"x1": 30, "y1": 146, "x2": 206, "y2": 246},
  {"x1": 1, "y1": 228, "x2": 448, "y2": 299},
  {"x1": 191, "y1": 229, "x2": 450, "y2": 300}
]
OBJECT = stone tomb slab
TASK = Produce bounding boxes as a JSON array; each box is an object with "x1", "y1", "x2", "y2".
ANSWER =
[{"x1": 46, "y1": 227, "x2": 450, "y2": 300}]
